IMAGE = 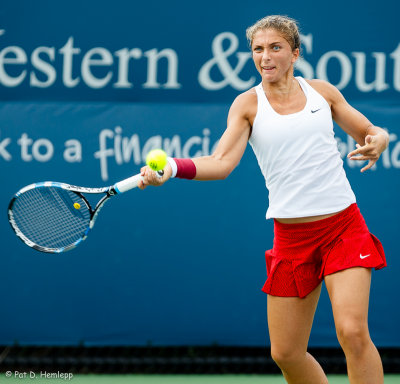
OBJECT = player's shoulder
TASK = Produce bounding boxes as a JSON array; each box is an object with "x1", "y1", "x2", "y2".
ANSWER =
[
  {"x1": 305, "y1": 78, "x2": 344, "y2": 104},
  {"x1": 306, "y1": 78, "x2": 337, "y2": 92},
  {"x1": 228, "y1": 88, "x2": 258, "y2": 123},
  {"x1": 234, "y1": 87, "x2": 258, "y2": 104},
  {"x1": 229, "y1": 88, "x2": 258, "y2": 113}
]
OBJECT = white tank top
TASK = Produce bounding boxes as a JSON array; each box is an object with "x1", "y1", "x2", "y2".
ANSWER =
[{"x1": 249, "y1": 76, "x2": 356, "y2": 219}]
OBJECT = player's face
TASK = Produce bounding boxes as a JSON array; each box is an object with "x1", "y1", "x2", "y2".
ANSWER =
[{"x1": 251, "y1": 29, "x2": 299, "y2": 83}]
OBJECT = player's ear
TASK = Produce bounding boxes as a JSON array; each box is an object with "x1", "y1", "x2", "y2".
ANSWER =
[{"x1": 292, "y1": 48, "x2": 300, "y2": 63}]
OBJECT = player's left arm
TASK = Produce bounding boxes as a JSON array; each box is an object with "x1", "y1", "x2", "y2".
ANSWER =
[{"x1": 309, "y1": 79, "x2": 389, "y2": 173}]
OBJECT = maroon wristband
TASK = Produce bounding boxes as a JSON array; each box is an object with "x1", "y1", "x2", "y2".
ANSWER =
[{"x1": 174, "y1": 158, "x2": 197, "y2": 179}]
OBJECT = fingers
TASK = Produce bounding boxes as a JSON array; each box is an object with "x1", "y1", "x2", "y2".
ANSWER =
[
  {"x1": 347, "y1": 152, "x2": 375, "y2": 173},
  {"x1": 136, "y1": 166, "x2": 146, "y2": 189},
  {"x1": 348, "y1": 151, "x2": 379, "y2": 161},
  {"x1": 347, "y1": 138, "x2": 381, "y2": 173},
  {"x1": 361, "y1": 159, "x2": 376, "y2": 173},
  {"x1": 347, "y1": 142, "x2": 379, "y2": 160},
  {"x1": 347, "y1": 144, "x2": 360, "y2": 159},
  {"x1": 347, "y1": 142, "x2": 373, "y2": 158},
  {"x1": 349, "y1": 155, "x2": 374, "y2": 161},
  {"x1": 139, "y1": 165, "x2": 168, "y2": 189}
]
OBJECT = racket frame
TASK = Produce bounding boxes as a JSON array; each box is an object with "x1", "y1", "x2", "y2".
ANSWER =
[
  {"x1": 8, "y1": 181, "x2": 114, "y2": 253},
  {"x1": 8, "y1": 171, "x2": 160, "y2": 253}
]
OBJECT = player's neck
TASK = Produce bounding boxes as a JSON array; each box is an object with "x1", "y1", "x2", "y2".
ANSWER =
[{"x1": 262, "y1": 75, "x2": 297, "y2": 100}]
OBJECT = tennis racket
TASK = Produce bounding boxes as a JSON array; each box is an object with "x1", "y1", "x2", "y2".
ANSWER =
[{"x1": 8, "y1": 171, "x2": 163, "y2": 253}]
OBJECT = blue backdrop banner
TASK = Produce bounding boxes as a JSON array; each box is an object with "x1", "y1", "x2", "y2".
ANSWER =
[{"x1": 0, "y1": 0, "x2": 399, "y2": 347}]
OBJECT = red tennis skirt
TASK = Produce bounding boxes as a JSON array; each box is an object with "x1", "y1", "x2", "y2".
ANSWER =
[{"x1": 263, "y1": 203, "x2": 386, "y2": 298}]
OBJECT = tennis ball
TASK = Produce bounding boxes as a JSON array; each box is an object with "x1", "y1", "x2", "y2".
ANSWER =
[
  {"x1": 146, "y1": 149, "x2": 167, "y2": 171},
  {"x1": 73, "y1": 202, "x2": 81, "y2": 209}
]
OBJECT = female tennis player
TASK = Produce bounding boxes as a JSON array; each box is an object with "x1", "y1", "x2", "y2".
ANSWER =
[{"x1": 139, "y1": 15, "x2": 388, "y2": 384}]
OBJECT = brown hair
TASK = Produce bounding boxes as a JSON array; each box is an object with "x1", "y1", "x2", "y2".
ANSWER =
[{"x1": 246, "y1": 15, "x2": 301, "y2": 51}]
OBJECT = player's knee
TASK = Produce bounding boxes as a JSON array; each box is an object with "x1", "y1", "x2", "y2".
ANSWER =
[
  {"x1": 336, "y1": 320, "x2": 370, "y2": 355},
  {"x1": 270, "y1": 345, "x2": 305, "y2": 368}
]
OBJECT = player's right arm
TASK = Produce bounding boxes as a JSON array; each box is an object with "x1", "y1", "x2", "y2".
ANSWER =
[
  {"x1": 193, "y1": 91, "x2": 255, "y2": 180},
  {"x1": 139, "y1": 90, "x2": 256, "y2": 188}
]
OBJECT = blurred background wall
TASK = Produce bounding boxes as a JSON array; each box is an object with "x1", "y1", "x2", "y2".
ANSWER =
[{"x1": 0, "y1": 0, "x2": 399, "y2": 348}]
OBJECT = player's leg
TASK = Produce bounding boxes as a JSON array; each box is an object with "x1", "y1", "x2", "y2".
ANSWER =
[
  {"x1": 325, "y1": 267, "x2": 383, "y2": 384},
  {"x1": 268, "y1": 283, "x2": 328, "y2": 384}
]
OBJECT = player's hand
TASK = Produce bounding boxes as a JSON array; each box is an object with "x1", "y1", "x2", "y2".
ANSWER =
[
  {"x1": 347, "y1": 133, "x2": 388, "y2": 173},
  {"x1": 138, "y1": 163, "x2": 172, "y2": 189}
]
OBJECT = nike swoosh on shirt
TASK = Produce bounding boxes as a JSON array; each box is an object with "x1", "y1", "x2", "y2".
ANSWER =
[
  {"x1": 311, "y1": 108, "x2": 322, "y2": 113},
  {"x1": 360, "y1": 254, "x2": 371, "y2": 259}
]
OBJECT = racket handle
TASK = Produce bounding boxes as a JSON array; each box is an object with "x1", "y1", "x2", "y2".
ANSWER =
[
  {"x1": 113, "y1": 170, "x2": 164, "y2": 194},
  {"x1": 113, "y1": 174, "x2": 142, "y2": 193}
]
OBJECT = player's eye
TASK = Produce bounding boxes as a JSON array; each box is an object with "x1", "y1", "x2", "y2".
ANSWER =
[{"x1": 272, "y1": 45, "x2": 281, "y2": 51}]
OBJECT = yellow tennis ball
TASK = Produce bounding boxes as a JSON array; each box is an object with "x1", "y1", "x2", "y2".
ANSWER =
[
  {"x1": 146, "y1": 149, "x2": 167, "y2": 171},
  {"x1": 73, "y1": 202, "x2": 81, "y2": 210}
]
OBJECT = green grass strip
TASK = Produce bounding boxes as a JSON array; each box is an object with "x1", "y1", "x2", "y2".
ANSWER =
[{"x1": 3, "y1": 373, "x2": 400, "y2": 383}]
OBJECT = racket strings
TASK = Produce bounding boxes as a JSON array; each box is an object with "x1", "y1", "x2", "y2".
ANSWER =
[{"x1": 11, "y1": 187, "x2": 91, "y2": 250}]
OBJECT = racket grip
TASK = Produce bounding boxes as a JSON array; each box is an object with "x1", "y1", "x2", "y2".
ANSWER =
[
  {"x1": 113, "y1": 170, "x2": 164, "y2": 194},
  {"x1": 113, "y1": 174, "x2": 143, "y2": 193}
]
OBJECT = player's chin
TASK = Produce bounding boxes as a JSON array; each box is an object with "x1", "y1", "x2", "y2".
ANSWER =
[{"x1": 262, "y1": 71, "x2": 279, "y2": 82}]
